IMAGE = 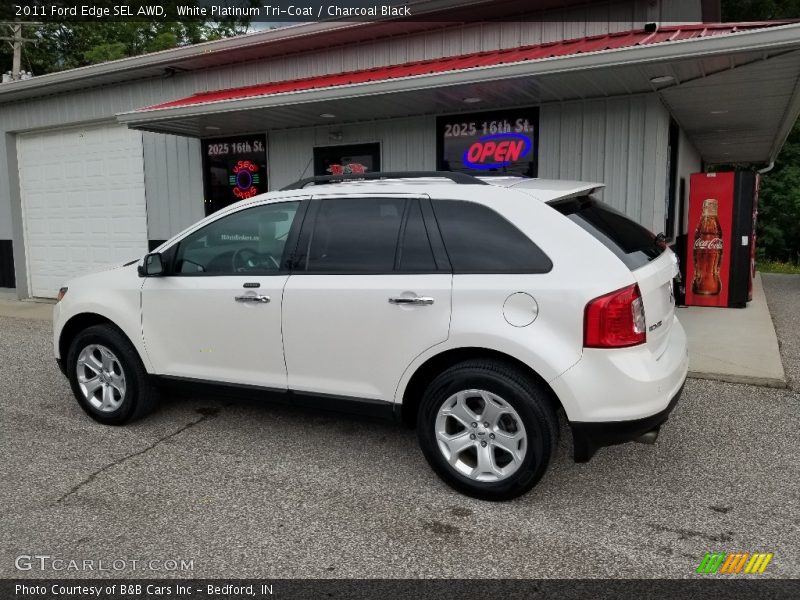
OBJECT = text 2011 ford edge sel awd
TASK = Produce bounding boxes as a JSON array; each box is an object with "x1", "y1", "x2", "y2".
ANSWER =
[{"x1": 53, "y1": 172, "x2": 688, "y2": 500}]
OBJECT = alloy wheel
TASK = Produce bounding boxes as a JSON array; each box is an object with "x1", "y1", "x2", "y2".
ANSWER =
[
  {"x1": 434, "y1": 389, "x2": 528, "y2": 482},
  {"x1": 76, "y1": 344, "x2": 127, "y2": 412}
]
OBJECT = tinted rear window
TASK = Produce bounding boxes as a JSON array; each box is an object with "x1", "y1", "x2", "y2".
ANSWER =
[
  {"x1": 306, "y1": 197, "x2": 404, "y2": 273},
  {"x1": 550, "y1": 196, "x2": 663, "y2": 270},
  {"x1": 432, "y1": 200, "x2": 552, "y2": 274}
]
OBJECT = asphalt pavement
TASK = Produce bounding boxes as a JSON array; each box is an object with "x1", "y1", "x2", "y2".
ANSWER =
[{"x1": 0, "y1": 274, "x2": 798, "y2": 579}]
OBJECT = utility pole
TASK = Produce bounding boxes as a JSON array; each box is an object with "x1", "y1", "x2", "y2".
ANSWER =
[
  {"x1": 0, "y1": 22, "x2": 40, "y2": 81},
  {"x1": 11, "y1": 23, "x2": 21, "y2": 80}
]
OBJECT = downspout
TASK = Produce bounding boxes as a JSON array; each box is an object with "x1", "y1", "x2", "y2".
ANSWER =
[{"x1": 757, "y1": 162, "x2": 775, "y2": 174}]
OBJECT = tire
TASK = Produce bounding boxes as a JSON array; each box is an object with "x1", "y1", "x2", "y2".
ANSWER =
[
  {"x1": 66, "y1": 324, "x2": 158, "y2": 425},
  {"x1": 417, "y1": 360, "x2": 558, "y2": 501}
]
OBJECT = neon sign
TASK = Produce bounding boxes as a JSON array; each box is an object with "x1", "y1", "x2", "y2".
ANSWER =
[
  {"x1": 327, "y1": 163, "x2": 368, "y2": 175},
  {"x1": 462, "y1": 132, "x2": 532, "y2": 170},
  {"x1": 229, "y1": 160, "x2": 261, "y2": 199},
  {"x1": 438, "y1": 109, "x2": 538, "y2": 177}
]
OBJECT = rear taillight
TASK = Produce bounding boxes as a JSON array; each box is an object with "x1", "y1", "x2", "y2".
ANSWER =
[{"x1": 584, "y1": 284, "x2": 646, "y2": 348}]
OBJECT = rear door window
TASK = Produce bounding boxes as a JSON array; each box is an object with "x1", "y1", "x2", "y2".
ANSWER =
[
  {"x1": 431, "y1": 200, "x2": 552, "y2": 274},
  {"x1": 304, "y1": 197, "x2": 405, "y2": 273},
  {"x1": 550, "y1": 196, "x2": 663, "y2": 270}
]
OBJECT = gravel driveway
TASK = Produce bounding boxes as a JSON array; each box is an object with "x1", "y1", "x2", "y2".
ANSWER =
[{"x1": 0, "y1": 273, "x2": 798, "y2": 579}]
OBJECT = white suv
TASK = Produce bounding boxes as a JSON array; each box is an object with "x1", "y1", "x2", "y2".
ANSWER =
[{"x1": 53, "y1": 172, "x2": 688, "y2": 500}]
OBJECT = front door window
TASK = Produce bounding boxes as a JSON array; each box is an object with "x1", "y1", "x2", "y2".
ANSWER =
[{"x1": 174, "y1": 201, "x2": 299, "y2": 275}]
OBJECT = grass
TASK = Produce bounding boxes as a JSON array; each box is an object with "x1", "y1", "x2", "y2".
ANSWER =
[{"x1": 757, "y1": 260, "x2": 800, "y2": 274}]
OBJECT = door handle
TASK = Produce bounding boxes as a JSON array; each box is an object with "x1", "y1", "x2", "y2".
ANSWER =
[
  {"x1": 235, "y1": 294, "x2": 270, "y2": 303},
  {"x1": 388, "y1": 296, "x2": 434, "y2": 306}
]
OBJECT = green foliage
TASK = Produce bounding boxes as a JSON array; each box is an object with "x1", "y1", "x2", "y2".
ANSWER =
[
  {"x1": 757, "y1": 260, "x2": 800, "y2": 274},
  {"x1": 756, "y1": 123, "x2": 800, "y2": 263},
  {"x1": 0, "y1": 2, "x2": 256, "y2": 75},
  {"x1": 722, "y1": 0, "x2": 800, "y2": 264},
  {"x1": 721, "y1": 0, "x2": 800, "y2": 19},
  {"x1": 83, "y1": 42, "x2": 128, "y2": 65}
]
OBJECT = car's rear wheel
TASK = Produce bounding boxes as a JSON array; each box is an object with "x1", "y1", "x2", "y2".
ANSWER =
[
  {"x1": 66, "y1": 324, "x2": 158, "y2": 424},
  {"x1": 417, "y1": 360, "x2": 558, "y2": 501}
]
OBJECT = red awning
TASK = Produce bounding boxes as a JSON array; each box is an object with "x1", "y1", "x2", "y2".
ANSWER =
[{"x1": 146, "y1": 22, "x2": 786, "y2": 111}]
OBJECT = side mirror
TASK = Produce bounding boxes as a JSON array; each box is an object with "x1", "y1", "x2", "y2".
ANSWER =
[{"x1": 138, "y1": 253, "x2": 165, "y2": 277}]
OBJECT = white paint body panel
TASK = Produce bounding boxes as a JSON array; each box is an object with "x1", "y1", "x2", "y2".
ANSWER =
[
  {"x1": 52, "y1": 263, "x2": 151, "y2": 372},
  {"x1": 140, "y1": 275, "x2": 289, "y2": 388},
  {"x1": 550, "y1": 318, "x2": 689, "y2": 421},
  {"x1": 282, "y1": 274, "x2": 452, "y2": 400},
  {"x1": 17, "y1": 125, "x2": 148, "y2": 298}
]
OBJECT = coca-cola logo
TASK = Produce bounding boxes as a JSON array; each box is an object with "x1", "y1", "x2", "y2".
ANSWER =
[{"x1": 694, "y1": 237, "x2": 723, "y2": 250}]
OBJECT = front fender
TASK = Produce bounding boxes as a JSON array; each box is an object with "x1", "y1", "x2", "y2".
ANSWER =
[{"x1": 53, "y1": 264, "x2": 151, "y2": 372}]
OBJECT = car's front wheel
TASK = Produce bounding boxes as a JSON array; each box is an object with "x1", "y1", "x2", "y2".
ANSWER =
[
  {"x1": 66, "y1": 324, "x2": 158, "y2": 425},
  {"x1": 417, "y1": 360, "x2": 558, "y2": 501}
]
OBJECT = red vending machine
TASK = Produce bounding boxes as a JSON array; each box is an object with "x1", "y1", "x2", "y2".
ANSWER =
[{"x1": 684, "y1": 171, "x2": 759, "y2": 308}]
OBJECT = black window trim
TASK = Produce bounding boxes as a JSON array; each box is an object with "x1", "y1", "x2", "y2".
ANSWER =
[
  {"x1": 419, "y1": 197, "x2": 452, "y2": 272},
  {"x1": 163, "y1": 199, "x2": 309, "y2": 277},
  {"x1": 394, "y1": 198, "x2": 442, "y2": 273},
  {"x1": 292, "y1": 195, "x2": 452, "y2": 276},
  {"x1": 393, "y1": 199, "x2": 412, "y2": 271},
  {"x1": 429, "y1": 198, "x2": 553, "y2": 275}
]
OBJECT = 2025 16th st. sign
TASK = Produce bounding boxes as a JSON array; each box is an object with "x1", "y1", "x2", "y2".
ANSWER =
[{"x1": 437, "y1": 108, "x2": 539, "y2": 177}]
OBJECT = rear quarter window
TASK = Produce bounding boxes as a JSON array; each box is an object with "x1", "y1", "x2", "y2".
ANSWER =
[
  {"x1": 431, "y1": 200, "x2": 552, "y2": 274},
  {"x1": 550, "y1": 196, "x2": 663, "y2": 270}
]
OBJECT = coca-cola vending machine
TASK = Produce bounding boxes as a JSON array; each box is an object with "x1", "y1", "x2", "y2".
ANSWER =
[{"x1": 684, "y1": 171, "x2": 759, "y2": 308}]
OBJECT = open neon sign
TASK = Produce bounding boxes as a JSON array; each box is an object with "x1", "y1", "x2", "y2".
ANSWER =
[{"x1": 462, "y1": 132, "x2": 532, "y2": 170}]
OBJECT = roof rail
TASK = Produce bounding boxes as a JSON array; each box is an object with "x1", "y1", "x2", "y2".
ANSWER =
[{"x1": 280, "y1": 171, "x2": 488, "y2": 190}]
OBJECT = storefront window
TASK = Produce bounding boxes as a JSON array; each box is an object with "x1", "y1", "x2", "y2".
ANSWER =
[
  {"x1": 202, "y1": 135, "x2": 268, "y2": 215},
  {"x1": 437, "y1": 108, "x2": 539, "y2": 177}
]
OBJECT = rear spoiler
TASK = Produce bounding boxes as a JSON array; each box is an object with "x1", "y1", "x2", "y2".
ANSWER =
[
  {"x1": 497, "y1": 178, "x2": 606, "y2": 202},
  {"x1": 542, "y1": 185, "x2": 606, "y2": 202}
]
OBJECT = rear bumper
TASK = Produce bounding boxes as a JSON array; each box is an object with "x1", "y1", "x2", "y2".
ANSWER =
[
  {"x1": 550, "y1": 316, "x2": 689, "y2": 422},
  {"x1": 569, "y1": 376, "x2": 685, "y2": 462},
  {"x1": 550, "y1": 314, "x2": 689, "y2": 462}
]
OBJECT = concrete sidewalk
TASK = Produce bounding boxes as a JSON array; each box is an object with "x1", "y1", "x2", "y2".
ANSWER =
[
  {"x1": 0, "y1": 289, "x2": 54, "y2": 321},
  {"x1": 677, "y1": 272, "x2": 786, "y2": 388}
]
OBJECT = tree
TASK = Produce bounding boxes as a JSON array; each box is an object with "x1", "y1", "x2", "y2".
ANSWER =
[
  {"x1": 0, "y1": 2, "x2": 256, "y2": 76},
  {"x1": 757, "y1": 124, "x2": 800, "y2": 263},
  {"x1": 722, "y1": 0, "x2": 800, "y2": 264},
  {"x1": 721, "y1": 0, "x2": 800, "y2": 20}
]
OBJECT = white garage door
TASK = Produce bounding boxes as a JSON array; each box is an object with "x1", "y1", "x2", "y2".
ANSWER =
[{"x1": 18, "y1": 125, "x2": 148, "y2": 298}]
